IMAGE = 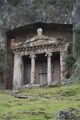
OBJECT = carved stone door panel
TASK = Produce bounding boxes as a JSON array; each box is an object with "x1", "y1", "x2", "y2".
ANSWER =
[{"x1": 39, "y1": 73, "x2": 47, "y2": 85}]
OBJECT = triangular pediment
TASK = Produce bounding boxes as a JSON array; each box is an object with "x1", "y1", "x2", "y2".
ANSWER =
[
  {"x1": 11, "y1": 28, "x2": 58, "y2": 49},
  {"x1": 22, "y1": 35, "x2": 57, "y2": 47},
  {"x1": 22, "y1": 28, "x2": 58, "y2": 47}
]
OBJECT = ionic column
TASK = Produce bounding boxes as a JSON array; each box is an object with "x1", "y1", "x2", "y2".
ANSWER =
[
  {"x1": 30, "y1": 54, "x2": 36, "y2": 84},
  {"x1": 47, "y1": 53, "x2": 52, "y2": 85},
  {"x1": 13, "y1": 54, "x2": 23, "y2": 89},
  {"x1": 60, "y1": 51, "x2": 65, "y2": 81}
]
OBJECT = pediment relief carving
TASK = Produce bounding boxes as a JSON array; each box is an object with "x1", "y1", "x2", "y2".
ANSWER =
[
  {"x1": 11, "y1": 28, "x2": 61, "y2": 49},
  {"x1": 23, "y1": 37, "x2": 57, "y2": 48},
  {"x1": 23, "y1": 28, "x2": 58, "y2": 47}
]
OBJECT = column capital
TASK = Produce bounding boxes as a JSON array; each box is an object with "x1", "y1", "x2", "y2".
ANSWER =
[
  {"x1": 14, "y1": 52, "x2": 22, "y2": 58},
  {"x1": 30, "y1": 53, "x2": 36, "y2": 58},
  {"x1": 45, "y1": 52, "x2": 52, "y2": 57}
]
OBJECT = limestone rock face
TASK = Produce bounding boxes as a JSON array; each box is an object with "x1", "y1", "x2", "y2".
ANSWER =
[
  {"x1": 0, "y1": 0, "x2": 76, "y2": 30},
  {"x1": 0, "y1": 0, "x2": 79, "y2": 47}
]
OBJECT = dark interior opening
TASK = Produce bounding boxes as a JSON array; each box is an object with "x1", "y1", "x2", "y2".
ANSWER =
[
  {"x1": 22, "y1": 55, "x2": 31, "y2": 85},
  {"x1": 35, "y1": 53, "x2": 47, "y2": 85},
  {"x1": 51, "y1": 52, "x2": 60, "y2": 82}
]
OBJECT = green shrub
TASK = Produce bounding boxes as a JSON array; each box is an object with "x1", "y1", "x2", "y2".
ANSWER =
[
  {"x1": 64, "y1": 55, "x2": 76, "y2": 78},
  {"x1": 65, "y1": 55, "x2": 76, "y2": 68},
  {"x1": 7, "y1": 0, "x2": 20, "y2": 6},
  {"x1": 0, "y1": 48, "x2": 5, "y2": 82},
  {"x1": 75, "y1": 30, "x2": 80, "y2": 57}
]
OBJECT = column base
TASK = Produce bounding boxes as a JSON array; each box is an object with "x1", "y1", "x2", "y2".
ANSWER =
[{"x1": 47, "y1": 82, "x2": 52, "y2": 86}]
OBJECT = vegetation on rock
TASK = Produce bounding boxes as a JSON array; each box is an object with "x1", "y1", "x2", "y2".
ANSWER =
[
  {"x1": 65, "y1": 55, "x2": 75, "y2": 68},
  {"x1": 75, "y1": 30, "x2": 80, "y2": 58},
  {"x1": 0, "y1": 48, "x2": 5, "y2": 82},
  {"x1": 64, "y1": 55, "x2": 76, "y2": 79},
  {"x1": 7, "y1": 0, "x2": 20, "y2": 6}
]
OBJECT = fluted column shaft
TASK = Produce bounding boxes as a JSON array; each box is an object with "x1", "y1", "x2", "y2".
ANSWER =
[
  {"x1": 47, "y1": 53, "x2": 52, "y2": 85},
  {"x1": 30, "y1": 54, "x2": 36, "y2": 84},
  {"x1": 60, "y1": 51, "x2": 65, "y2": 81}
]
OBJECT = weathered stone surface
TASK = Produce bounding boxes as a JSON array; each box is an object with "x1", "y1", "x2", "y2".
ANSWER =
[{"x1": 57, "y1": 108, "x2": 78, "y2": 120}]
